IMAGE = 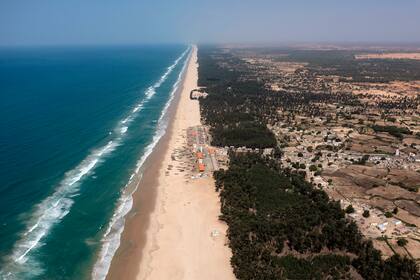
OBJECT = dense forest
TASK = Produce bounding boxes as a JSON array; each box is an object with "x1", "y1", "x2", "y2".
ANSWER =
[
  {"x1": 215, "y1": 153, "x2": 419, "y2": 279},
  {"x1": 198, "y1": 47, "x2": 277, "y2": 148},
  {"x1": 198, "y1": 46, "x2": 420, "y2": 279}
]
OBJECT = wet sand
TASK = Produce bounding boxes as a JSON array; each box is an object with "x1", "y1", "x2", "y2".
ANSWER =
[{"x1": 106, "y1": 46, "x2": 235, "y2": 280}]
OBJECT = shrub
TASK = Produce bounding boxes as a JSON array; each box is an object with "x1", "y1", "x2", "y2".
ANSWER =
[
  {"x1": 309, "y1": 165, "x2": 318, "y2": 172},
  {"x1": 345, "y1": 205, "x2": 355, "y2": 214},
  {"x1": 362, "y1": 210, "x2": 370, "y2": 218},
  {"x1": 397, "y1": 238, "x2": 408, "y2": 247}
]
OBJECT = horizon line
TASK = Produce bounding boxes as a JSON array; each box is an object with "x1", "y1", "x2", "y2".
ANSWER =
[{"x1": 1, "y1": 40, "x2": 420, "y2": 49}]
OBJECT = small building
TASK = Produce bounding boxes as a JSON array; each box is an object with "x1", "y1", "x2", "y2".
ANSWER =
[
  {"x1": 198, "y1": 163, "x2": 205, "y2": 172},
  {"x1": 377, "y1": 222, "x2": 388, "y2": 232},
  {"x1": 393, "y1": 220, "x2": 402, "y2": 226}
]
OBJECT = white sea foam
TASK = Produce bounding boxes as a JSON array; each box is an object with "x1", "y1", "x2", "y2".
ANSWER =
[
  {"x1": 0, "y1": 46, "x2": 191, "y2": 280},
  {"x1": 121, "y1": 117, "x2": 130, "y2": 124},
  {"x1": 113, "y1": 46, "x2": 190, "y2": 138},
  {"x1": 120, "y1": 126, "x2": 128, "y2": 134},
  {"x1": 0, "y1": 140, "x2": 119, "y2": 279},
  {"x1": 12, "y1": 139, "x2": 118, "y2": 264},
  {"x1": 91, "y1": 46, "x2": 192, "y2": 280}
]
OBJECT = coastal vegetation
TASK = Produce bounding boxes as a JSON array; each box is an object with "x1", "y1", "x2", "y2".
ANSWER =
[
  {"x1": 198, "y1": 48, "x2": 276, "y2": 148},
  {"x1": 198, "y1": 46, "x2": 420, "y2": 280},
  {"x1": 214, "y1": 154, "x2": 418, "y2": 279}
]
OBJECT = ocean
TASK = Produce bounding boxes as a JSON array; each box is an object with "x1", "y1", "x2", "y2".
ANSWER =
[{"x1": 0, "y1": 44, "x2": 191, "y2": 279}]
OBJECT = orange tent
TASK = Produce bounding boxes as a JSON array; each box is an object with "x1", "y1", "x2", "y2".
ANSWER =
[
  {"x1": 198, "y1": 163, "x2": 205, "y2": 172},
  {"x1": 196, "y1": 152, "x2": 204, "y2": 159}
]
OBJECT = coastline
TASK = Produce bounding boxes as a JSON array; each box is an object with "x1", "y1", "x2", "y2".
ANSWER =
[{"x1": 105, "y1": 45, "x2": 235, "y2": 280}]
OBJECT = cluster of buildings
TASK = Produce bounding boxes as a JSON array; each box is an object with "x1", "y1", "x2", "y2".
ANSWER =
[{"x1": 186, "y1": 126, "x2": 227, "y2": 174}]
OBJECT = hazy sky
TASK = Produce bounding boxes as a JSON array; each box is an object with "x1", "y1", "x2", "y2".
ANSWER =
[{"x1": 1, "y1": 0, "x2": 420, "y2": 46}]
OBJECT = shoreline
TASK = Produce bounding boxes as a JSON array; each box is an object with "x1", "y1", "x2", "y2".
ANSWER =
[
  {"x1": 106, "y1": 45, "x2": 235, "y2": 280},
  {"x1": 104, "y1": 48, "x2": 192, "y2": 279}
]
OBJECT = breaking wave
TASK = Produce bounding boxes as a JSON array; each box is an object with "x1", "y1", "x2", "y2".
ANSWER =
[
  {"x1": 91, "y1": 46, "x2": 191, "y2": 280},
  {"x1": 0, "y1": 46, "x2": 190, "y2": 280}
]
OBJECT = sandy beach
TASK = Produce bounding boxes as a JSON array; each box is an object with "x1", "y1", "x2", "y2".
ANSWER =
[{"x1": 106, "y1": 46, "x2": 235, "y2": 280}]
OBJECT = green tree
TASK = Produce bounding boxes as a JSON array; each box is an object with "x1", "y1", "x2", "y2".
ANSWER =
[
  {"x1": 345, "y1": 205, "x2": 355, "y2": 214},
  {"x1": 397, "y1": 238, "x2": 408, "y2": 247},
  {"x1": 363, "y1": 210, "x2": 370, "y2": 218},
  {"x1": 309, "y1": 165, "x2": 318, "y2": 172}
]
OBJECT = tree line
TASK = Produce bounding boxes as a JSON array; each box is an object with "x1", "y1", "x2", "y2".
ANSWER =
[{"x1": 198, "y1": 46, "x2": 420, "y2": 279}]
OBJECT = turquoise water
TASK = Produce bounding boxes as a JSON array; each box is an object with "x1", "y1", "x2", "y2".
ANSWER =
[{"x1": 0, "y1": 45, "x2": 190, "y2": 279}]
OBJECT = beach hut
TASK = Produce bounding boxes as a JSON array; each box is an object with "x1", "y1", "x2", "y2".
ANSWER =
[{"x1": 198, "y1": 163, "x2": 205, "y2": 172}]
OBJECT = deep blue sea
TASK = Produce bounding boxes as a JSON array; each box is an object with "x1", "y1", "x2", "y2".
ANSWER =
[{"x1": 0, "y1": 45, "x2": 190, "y2": 279}]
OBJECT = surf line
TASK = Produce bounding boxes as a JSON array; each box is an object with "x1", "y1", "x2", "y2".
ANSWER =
[
  {"x1": 0, "y1": 46, "x2": 190, "y2": 279},
  {"x1": 91, "y1": 45, "x2": 192, "y2": 280}
]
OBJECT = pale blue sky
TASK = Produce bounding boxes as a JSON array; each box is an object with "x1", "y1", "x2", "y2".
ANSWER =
[{"x1": 1, "y1": 0, "x2": 419, "y2": 46}]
